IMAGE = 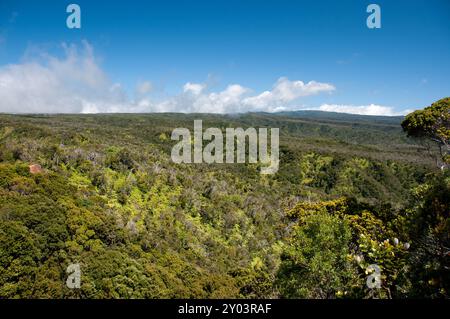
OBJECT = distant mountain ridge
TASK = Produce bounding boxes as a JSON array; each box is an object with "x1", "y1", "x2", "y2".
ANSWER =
[{"x1": 271, "y1": 110, "x2": 405, "y2": 124}]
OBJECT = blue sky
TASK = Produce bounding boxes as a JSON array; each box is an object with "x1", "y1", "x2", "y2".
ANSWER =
[{"x1": 0, "y1": 0, "x2": 449, "y2": 114}]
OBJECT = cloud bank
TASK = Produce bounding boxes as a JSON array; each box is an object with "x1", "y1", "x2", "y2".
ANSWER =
[
  {"x1": 0, "y1": 41, "x2": 131, "y2": 113},
  {"x1": 317, "y1": 104, "x2": 407, "y2": 116},
  {"x1": 0, "y1": 42, "x2": 405, "y2": 116}
]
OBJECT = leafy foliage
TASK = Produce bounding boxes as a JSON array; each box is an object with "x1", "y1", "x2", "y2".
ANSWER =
[
  {"x1": 402, "y1": 97, "x2": 450, "y2": 168},
  {"x1": 0, "y1": 108, "x2": 446, "y2": 299}
]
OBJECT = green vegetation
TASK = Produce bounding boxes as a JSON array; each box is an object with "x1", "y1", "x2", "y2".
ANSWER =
[
  {"x1": 0, "y1": 99, "x2": 448, "y2": 298},
  {"x1": 402, "y1": 97, "x2": 450, "y2": 168}
]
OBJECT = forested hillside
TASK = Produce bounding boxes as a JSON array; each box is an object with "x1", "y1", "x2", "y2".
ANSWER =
[{"x1": 0, "y1": 106, "x2": 448, "y2": 298}]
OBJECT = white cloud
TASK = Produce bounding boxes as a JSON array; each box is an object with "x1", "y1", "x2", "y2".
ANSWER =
[
  {"x1": 0, "y1": 41, "x2": 335, "y2": 113},
  {"x1": 192, "y1": 84, "x2": 249, "y2": 113},
  {"x1": 242, "y1": 77, "x2": 335, "y2": 111},
  {"x1": 0, "y1": 41, "x2": 129, "y2": 113},
  {"x1": 151, "y1": 83, "x2": 249, "y2": 113},
  {"x1": 316, "y1": 104, "x2": 408, "y2": 116},
  {"x1": 174, "y1": 78, "x2": 334, "y2": 113},
  {"x1": 136, "y1": 81, "x2": 153, "y2": 96},
  {"x1": 183, "y1": 82, "x2": 205, "y2": 95},
  {"x1": 0, "y1": 42, "x2": 404, "y2": 116}
]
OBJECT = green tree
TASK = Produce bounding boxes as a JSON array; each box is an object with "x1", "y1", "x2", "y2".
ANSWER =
[
  {"x1": 402, "y1": 97, "x2": 450, "y2": 168},
  {"x1": 276, "y1": 206, "x2": 359, "y2": 298},
  {"x1": 402, "y1": 99, "x2": 450, "y2": 297},
  {"x1": 406, "y1": 173, "x2": 450, "y2": 298}
]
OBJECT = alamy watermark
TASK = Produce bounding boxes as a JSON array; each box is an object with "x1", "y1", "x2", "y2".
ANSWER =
[
  {"x1": 366, "y1": 4, "x2": 381, "y2": 29},
  {"x1": 66, "y1": 4, "x2": 380, "y2": 30},
  {"x1": 66, "y1": 263, "x2": 81, "y2": 289},
  {"x1": 66, "y1": 4, "x2": 81, "y2": 29},
  {"x1": 366, "y1": 264, "x2": 382, "y2": 289},
  {"x1": 171, "y1": 120, "x2": 279, "y2": 174}
]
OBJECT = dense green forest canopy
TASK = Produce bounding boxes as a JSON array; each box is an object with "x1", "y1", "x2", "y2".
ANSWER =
[{"x1": 0, "y1": 105, "x2": 448, "y2": 298}]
